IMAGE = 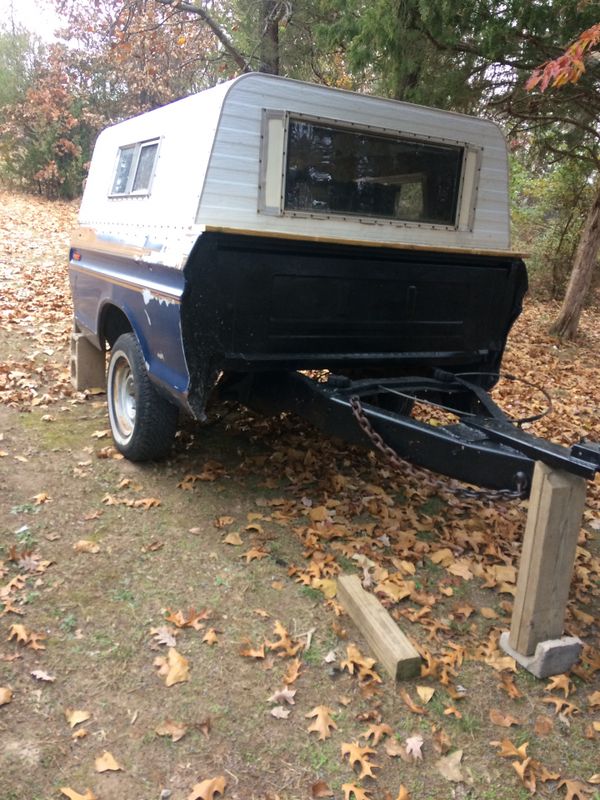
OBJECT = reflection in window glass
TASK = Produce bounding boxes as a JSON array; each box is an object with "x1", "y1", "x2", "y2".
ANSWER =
[
  {"x1": 111, "y1": 145, "x2": 135, "y2": 194},
  {"x1": 285, "y1": 120, "x2": 463, "y2": 225},
  {"x1": 132, "y1": 142, "x2": 158, "y2": 192}
]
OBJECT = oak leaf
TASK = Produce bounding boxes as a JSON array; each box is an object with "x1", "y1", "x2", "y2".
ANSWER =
[
  {"x1": 512, "y1": 757, "x2": 536, "y2": 794},
  {"x1": 31, "y1": 669, "x2": 55, "y2": 682},
  {"x1": 498, "y1": 673, "x2": 522, "y2": 699},
  {"x1": 342, "y1": 785, "x2": 372, "y2": 800},
  {"x1": 362, "y1": 722, "x2": 393, "y2": 744},
  {"x1": 534, "y1": 715, "x2": 554, "y2": 736},
  {"x1": 283, "y1": 657, "x2": 302, "y2": 684},
  {"x1": 60, "y1": 789, "x2": 97, "y2": 800},
  {"x1": 270, "y1": 705, "x2": 291, "y2": 719},
  {"x1": 223, "y1": 532, "x2": 243, "y2": 546},
  {"x1": 73, "y1": 540, "x2": 100, "y2": 554},
  {"x1": 203, "y1": 628, "x2": 218, "y2": 646},
  {"x1": 341, "y1": 741, "x2": 378, "y2": 779},
  {"x1": 436, "y1": 749, "x2": 464, "y2": 782},
  {"x1": 268, "y1": 687, "x2": 296, "y2": 705},
  {"x1": 489, "y1": 708, "x2": 521, "y2": 727},
  {"x1": 95, "y1": 750, "x2": 122, "y2": 772},
  {"x1": 416, "y1": 686, "x2": 435, "y2": 704},
  {"x1": 405, "y1": 734, "x2": 424, "y2": 761},
  {"x1": 240, "y1": 642, "x2": 265, "y2": 659},
  {"x1": 545, "y1": 674, "x2": 573, "y2": 697},
  {"x1": 558, "y1": 779, "x2": 594, "y2": 800},
  {"x1": 306, "y1": 705, "x2": 337, "y2": 740},
  {"x1": 311, "y1": 780, "x2": 334, "y2": 798},
  {"x1": 154, "y1": 647, "x2": 190, "y2": 686},
  {"x1": 541, "y1": 695, "x2": 580, "y2": 716},
  {"x1": 399, "y1": 688, "x2": 426, "y2": 715},
  {"x1": 0, "y1": 686, "x2": 13, "y2": 705},
  {"x1": 588, "y1": 690, "x2": 600, "y2": 708},
  {"x1": 494, "y1": 738, "x2": 529, "y2": 760},
  {"x1": 384, "y1": 738, "x2": 405, "y2": 758},
  {"x1": 188, "y1": 775, "x2": 227, "y2": 800},
  {"x1": 8, "y1": 623, "x2": 29, "y2": 643},
  {"x1": 155, "y1": 719, "x2": 188, "y2": 742},
  {"x1": 65, "y1": 709, "x2": 91, "y2": 728}
]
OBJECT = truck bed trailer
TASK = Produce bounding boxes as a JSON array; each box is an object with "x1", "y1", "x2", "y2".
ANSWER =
[{"x1": 69, "y1": 74, "x2": 600, "y2": 494}]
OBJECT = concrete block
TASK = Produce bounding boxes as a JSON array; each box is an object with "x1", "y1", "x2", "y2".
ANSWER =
[
  {"x1": 499, "y1": 631, "x2": 583, "y2": 679},
  {"x1": 70, "y1": 330, "x2": 106, "y2": 391}
]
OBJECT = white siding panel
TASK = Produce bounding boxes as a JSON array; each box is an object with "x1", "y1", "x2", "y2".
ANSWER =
[
  {"x1": 196, "y1": 74, "x2": 511, "y2": 252},
  {"x1": 77, "y1": 73, "x2": 513, "y2": 268}
]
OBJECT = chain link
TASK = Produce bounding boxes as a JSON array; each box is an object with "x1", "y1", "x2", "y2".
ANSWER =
[{"x1": 349, "y1": 395, "x2": 528, "y2": 503}]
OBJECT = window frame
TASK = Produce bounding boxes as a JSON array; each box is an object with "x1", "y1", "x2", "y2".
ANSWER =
[
  {"x1": 108, "y1": 137, "x2": 161, "y2": 198},
  {"x1": 259, "y1": 110, "x2": 481, "y2": 232}
]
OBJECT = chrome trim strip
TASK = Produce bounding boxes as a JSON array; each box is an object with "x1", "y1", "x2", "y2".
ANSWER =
[{"x1": 69, "y1": 261, "x2": 182, "y2": 303}]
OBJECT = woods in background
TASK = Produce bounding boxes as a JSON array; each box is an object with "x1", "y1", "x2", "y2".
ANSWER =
[{"x1": 0, "y1": 0, "x2": 598, "y2": 338}]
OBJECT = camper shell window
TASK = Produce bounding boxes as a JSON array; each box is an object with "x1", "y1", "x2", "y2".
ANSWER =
[
  {"x1": 283, "y1": 118, "x2": 464, "y2": 227},
  {"x1": 110, "y1": 139, "x2": 159, "y2": 196}
]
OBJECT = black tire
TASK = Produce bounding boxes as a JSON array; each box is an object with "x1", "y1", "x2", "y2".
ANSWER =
[{"x1": 107, "y1": 332, "x2": 178, "y2": 461}]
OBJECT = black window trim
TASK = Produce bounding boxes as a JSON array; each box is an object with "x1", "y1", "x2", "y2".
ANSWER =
[
  {"x1": 108, "y1": 137, "x2": 161, "y2": 198},
  {"x1": 278, "y1": 111, "x2": 474, "y2": 231}
]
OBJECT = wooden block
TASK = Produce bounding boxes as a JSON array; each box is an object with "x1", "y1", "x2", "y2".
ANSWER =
[
  {"x1": 509, "y1": 461, "x2": 587, "y2": 657},
  {"x1": 337, "y1": 574, "x2": 421, "y2": 680}
]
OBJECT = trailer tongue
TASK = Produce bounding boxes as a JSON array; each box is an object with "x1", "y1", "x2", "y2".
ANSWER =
[{"x1": 223, "y1": 369, "x2": 600, "y2": 498}]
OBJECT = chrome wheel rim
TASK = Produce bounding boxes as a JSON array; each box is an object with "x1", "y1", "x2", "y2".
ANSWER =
[{"x1": 110, "y1": 354, "x2": 136, "y2": 444}]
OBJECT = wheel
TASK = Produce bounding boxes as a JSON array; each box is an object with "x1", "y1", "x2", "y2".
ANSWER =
[{"x1": 107, "y1": 332, "x2": 178, "y2": 461}]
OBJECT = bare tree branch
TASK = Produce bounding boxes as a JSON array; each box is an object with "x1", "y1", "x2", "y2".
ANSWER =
[{"x1": 153, "y1": 0, "x2": 252, "y2": 73}]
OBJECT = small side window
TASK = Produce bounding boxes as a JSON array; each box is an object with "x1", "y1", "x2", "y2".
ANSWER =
[{"x1": 110, "y1": 139, "x2": 159, "y2": 197}]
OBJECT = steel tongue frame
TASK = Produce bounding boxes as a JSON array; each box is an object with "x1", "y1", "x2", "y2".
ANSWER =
[{"x1": 224, "y1": 369, "x2": 600, "y2": 497}]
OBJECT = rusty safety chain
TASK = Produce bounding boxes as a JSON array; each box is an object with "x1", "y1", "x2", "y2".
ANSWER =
[{"x1": 349, "y1": 395, "x2": 528, "y2": 503}]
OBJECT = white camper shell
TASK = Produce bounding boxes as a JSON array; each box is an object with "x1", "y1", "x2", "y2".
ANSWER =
[
  {"x1": 70, "y1": 73, "x2": 527, "y2": 464},
  {"x1": 75, "y1": 73, "x2": 512, "y2": 268}
]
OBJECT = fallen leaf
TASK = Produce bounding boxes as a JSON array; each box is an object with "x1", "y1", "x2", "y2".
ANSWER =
[
  {"x1": 306, "y1": 706, "x2": 337, "y2": 740},
  {"x1": 0, "y1": 687, "x2": 13, "y2": 705},
  {"x1": 436, "y1": 749, "x2": 464, "y2": 782},
  {"x1": 362, "y1": 722, "x2": 393, "y2": 745},
  {"x1": 30, "y1": 669, "x2": 55, "y2": 682},
  {"x1": 188, "y1": 775, "x2": 227, "y2": 800},
  {"x1": 405, "y1": 734, "x2": 424, "y2": 761},
  {"x1": 384, "y1": 738, "x2": 405, "y2": 757},
  {"x1": 311, "y1": 780, "x2": 334, "y2": 798},
  {"x1": 545, "y1": 674, "x2": 573, "y2": 697},
  {"x1": 494, "y1": 738, "x2": 529, "y2": 760},
  {"x1": 240, "y1": 642, "x2": 265, "y2": 659},
  {"x1": 223, "y1": 532, "x2": 243, "y2": 546},
  {"x1": 65, "y1": 708, "x2": 92, "y2": 728},
  {"x1": 8, "y1": 623, "x2": 29, "y2": 644},
  {"x1": 489, "y1": 708, "x2": 521, "y2": 727},
  {"x1": 154, "y1": 648, "x2": 190, "y2": 686},
  {"x1": 342, "y1": 784, "x2": 372, "y2": 800},
  {"x1": 155, "y1": 719, "x2": 188, "y2": 742},
  {"x1": 341, "y1": 741, "x2": 378, "y2": 779},
  {"x1": 557, "y1": 778, "x2": 594, "y2": 800},
  {"x1": 73, "y1": 540, "x2": 100, "y2": 554},
  {"x1": 416, "y1": 686, "x2": 435, "y2": 704},
  {"x1": 283, "y1": 657, "x2": 302, "y2": 684},
  {"x1": 268, "y1": 687, "x2": 296, "y2": 705},
  {"x1": 399, "y1": 688, "x2": 425, "y2": 714},
  {"x1": 60, "y1": 789, "x2": 97, "y2": 800},
  {"x1": 534, "y1": 715, "x2": 554, "y2": 736},
  {"x1": 270, "y1": 705, "x2": 291, "y2": 719},
  {"x1": 95, "y1": 750, "x2": 122, "y2": 772},
  {"x1": 214, "y1": 516, "x2": 235, "y2": 528},
  {"x1": 203, "y1": 628, "x2": 218, "y2": 646}
]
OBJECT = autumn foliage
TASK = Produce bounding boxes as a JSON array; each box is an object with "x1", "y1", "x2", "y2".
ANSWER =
[{"x1": 526, "y1": 22, "x2": 600, "y2": 91}]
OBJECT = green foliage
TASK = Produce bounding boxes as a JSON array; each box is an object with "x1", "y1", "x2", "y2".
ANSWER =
[
  {"x1": 0, "y1": 26, "x2": 39, "y2": 108},
  {"x1": 511, "y1": 155, "x2": 593, "y2": 298}
]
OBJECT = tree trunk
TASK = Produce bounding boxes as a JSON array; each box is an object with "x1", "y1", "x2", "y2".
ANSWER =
[
  {"x1": 549, "y1": 181, "x2": 600, "y2": 339},
  {"x1": 258, "y1": 0, "x2": 280, "y2": 75}
]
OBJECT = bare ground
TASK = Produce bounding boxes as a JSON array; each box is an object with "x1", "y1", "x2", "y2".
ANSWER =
[{"x1": 0, "y1": 190, "x2": 599, "y2": 800}]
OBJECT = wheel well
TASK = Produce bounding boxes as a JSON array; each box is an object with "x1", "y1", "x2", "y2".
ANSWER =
[{"x1": 100, "y1": 305, "x2": 133, "y2": 349}]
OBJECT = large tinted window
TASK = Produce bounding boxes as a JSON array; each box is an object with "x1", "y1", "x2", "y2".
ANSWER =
[{"x1": 285, "y1": 119, "x2": 464, "y2": 226}]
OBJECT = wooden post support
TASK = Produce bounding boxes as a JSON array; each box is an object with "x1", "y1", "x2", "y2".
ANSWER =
[
  {"x1": 337, "y1": 574, "x2": 421, "y2": 681},
  {"x1": 506, "y1": 461, "x2": 586, "y2": 669}
]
